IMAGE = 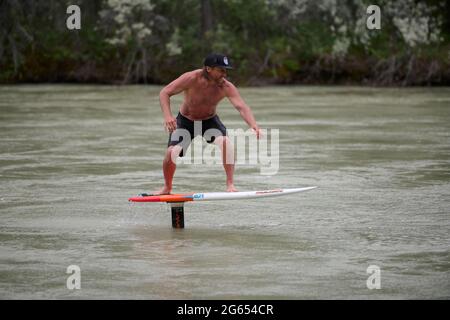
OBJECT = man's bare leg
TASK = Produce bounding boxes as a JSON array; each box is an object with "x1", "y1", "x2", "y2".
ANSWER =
[
  {"x1": 154, "y1": 145, "x2": 182, "y2": 195},
  {"x1": 215, "y1": 136, "x2": 237, "y2": 192}
]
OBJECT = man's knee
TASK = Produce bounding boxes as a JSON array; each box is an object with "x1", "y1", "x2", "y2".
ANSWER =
[
  {"x1": 214, "y1": 136, "x2": 235, "y2": 164},
  {"x1": 165, "y1": 145, "x2": 182, "y2": 164},
  {"x1": 214, "y1": 135, "x2": 232, "y2": 147}
]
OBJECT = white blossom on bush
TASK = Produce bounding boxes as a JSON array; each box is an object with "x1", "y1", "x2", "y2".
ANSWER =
[{"x1": 99, "y1": 0, "x2": 155, "y2": 46}]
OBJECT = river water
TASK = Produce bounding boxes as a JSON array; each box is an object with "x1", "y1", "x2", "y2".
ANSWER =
[{"x1": 0, "y1": 85, "x2": 449, "y2": 299}]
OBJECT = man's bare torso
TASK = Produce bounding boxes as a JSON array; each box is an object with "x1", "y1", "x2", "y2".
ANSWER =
[{"x1": 180, "y1": 69, "x2": 229, "y2": 120}]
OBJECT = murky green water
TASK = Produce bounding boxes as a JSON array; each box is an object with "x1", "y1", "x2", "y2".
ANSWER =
[{"x1": 0, "y1": 85, "x2": 449, "y2": 299}]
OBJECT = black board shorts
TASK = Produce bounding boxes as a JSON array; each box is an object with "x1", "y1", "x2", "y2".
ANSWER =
[{"x1": 167, "y1": 112, "x2": 227, "y2": 157}]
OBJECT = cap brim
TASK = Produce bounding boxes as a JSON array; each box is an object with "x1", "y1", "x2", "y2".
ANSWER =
[
  {"x1": 216, "y1": 65, "x2": 233, "y2": 69},
  {"x1": 205, "y1": 64, "x2": 233, "y2": 69}
]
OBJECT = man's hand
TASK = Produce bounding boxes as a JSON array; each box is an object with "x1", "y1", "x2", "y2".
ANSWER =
[
  {"x1": 252, "y1": 126, "x2": 262, "y2": 139},
  {"x1": 164, "y1": 116, "x2": 177, "y2": 133}
]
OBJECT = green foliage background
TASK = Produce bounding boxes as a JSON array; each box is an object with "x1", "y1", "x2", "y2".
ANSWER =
[{"x1": 1, "y1": 0, "x2": 449, "y2": 85}]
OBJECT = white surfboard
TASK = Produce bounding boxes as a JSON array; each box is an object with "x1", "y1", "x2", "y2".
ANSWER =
[{"x1": 129, "y1": 187, "x2": 317, "y2": 202}]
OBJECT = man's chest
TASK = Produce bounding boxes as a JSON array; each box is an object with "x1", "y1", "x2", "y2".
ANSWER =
[{"x1": 187, "y1": 85, "x2": 225, "y2": 105}]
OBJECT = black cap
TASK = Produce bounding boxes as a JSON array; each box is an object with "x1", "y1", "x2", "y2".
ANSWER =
[{"x1": 203, "y1": 53, "x2": 233, "y2": 69}]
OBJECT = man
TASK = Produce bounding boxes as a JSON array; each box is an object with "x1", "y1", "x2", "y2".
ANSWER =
[{"x1": 155, "y1": 53, "x2": 261, "y2": 195}]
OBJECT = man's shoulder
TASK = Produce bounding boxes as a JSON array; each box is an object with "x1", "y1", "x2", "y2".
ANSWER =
[
  {"x1": 176, "y1": 69, "x2": 202, "y2": 84},
  {"x1": 222, "y1": 79, "x2": 237, "y2": 93},
  {"x1": 172, "y1": 69, "x2": 201, "y2": 87},
  {"x1": 223, "y1": 78, "x2": 236, "y2": 87},
  {"x1": 183, "y1": 69, "x2": 203, "y2": 79}
]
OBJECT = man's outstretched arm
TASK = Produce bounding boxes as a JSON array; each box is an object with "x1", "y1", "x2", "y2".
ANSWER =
[{"x1": 225, "y1": 82, "x2": 261, "y2": 139}]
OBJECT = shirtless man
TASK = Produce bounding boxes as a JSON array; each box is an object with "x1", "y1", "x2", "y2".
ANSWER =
[{"x1": 156, "y1": 53, "x2": 261, "y2": 194}]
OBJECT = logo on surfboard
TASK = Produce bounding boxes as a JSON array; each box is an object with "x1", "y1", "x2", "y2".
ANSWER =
[
  {"x1": 193, "y1": 193, "x2": 204, "y2": 199},
  {"x1": 255, "y1": 189, "x2": 283, "y2": 195}
]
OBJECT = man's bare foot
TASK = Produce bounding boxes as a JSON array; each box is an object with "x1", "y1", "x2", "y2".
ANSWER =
[
  {"x1": 152, "y1": 187, "x2": 171, "y2": 195},
  {"x1": 227, "y1": 184, "x2": 238, "y2": 192}
]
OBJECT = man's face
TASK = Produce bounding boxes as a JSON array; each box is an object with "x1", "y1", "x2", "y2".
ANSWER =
[{"x1": 207, "y1": 66, "x2": 227, "y2": 83}]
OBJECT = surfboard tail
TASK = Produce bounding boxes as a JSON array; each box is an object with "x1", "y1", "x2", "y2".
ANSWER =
[{"x1": 128, "y1": 194, "x2": 194, "y2": 203}]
